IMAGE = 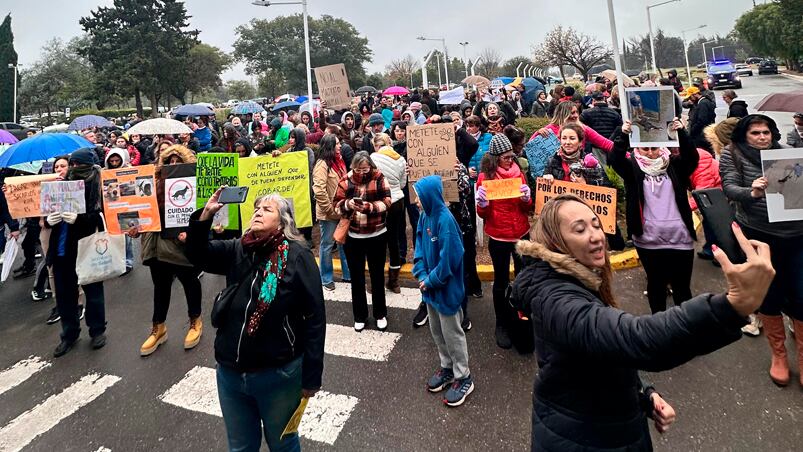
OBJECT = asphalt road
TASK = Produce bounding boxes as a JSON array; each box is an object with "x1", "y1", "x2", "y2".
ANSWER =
[{"x1": 711, "y1": 72, "x2": 801, "y2": 134}]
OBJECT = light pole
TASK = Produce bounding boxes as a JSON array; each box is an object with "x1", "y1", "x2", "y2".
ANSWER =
[
  {"x1": 418, "y1": 36, "x2": 449, "y2": 88},
  {"x1": 421, "y1": 50, "x2": 435, "y2": 89},
  {"x1": 681, "y1": 24, "x2": 707, "y2": 87},
  {"x1": 607, "y1": 0, "x2": 629, "y2": 119},
  {"x1": 458, "y1": 41, "x2": 469, "y2": 79},
  {"x1": 712, "y1": 45, "x2": 725, "y2": 61},
  {"x1": 252, "y1": 0, "x2": 313, "y2": 124},
  {"x1": 7, "y1": 63, "x2": 19, "y2": 123},
  {"x1": 646, "y1": 0, "x2": 680, "y2": 74},
  {"x1": 470, "y1": 56, "x2": 482, "y2": 77},
  {"x1": 701, "y1": 40, "x2": 716, "y2": 65}
]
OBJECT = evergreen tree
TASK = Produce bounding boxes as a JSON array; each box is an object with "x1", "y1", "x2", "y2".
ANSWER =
[{"x1": 0, "y1": 14, "x2": 19, "y2": 122}]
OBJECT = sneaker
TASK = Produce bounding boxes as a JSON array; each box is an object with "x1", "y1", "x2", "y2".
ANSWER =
[
  {"x1": 376, "y1": 317, "x2": 388, "y2": 331},
  {"x1": 461, "y1": 317, "x2": 472, "y2": 332},
  {"x1": 470, "y1": 291, "x2": 483, "y2": 299},
  {"x1": 323, "y1": 282, "x2": 336, "y2": 291},
  {"x1": 444, "y1": 376, "x2": 474, "y2": 407},
  {"x1": 741, "y1": 314, "x2": 762, "y2": 337},
  {"x1": 46, "y1": 307, "x2": 61, "y2": 324},
  {"x1": 31, "y1": 289, "x2": 52, "y2": 301},
  {"x1": 90, "y1": 334, "x2": 107, "y2": 350},
  {"x1": 495, "y1": 325, "x2": 512, "y2": 349},
  {"x1": 78, "y1": 304, "x2": 85, "y2": 320},
  {"x1": 426, "y1": 368, "x2": 454, "y2": 392},
  {"x1": 413, "y1": 303, "x2": 428, "y2": 328},
  {"x1": 53, "y1": 339, "x2": 77, "y2": 358},
  {"x1": 354, "y1": 322, "x2": 365, "y2": 332}
]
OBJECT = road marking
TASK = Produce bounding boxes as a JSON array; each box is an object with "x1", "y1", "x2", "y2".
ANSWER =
[
  {"x1": 328, "y1": 282, "x2": 421, "y2": 310},
  {"x1": 160, "y1": 366, "x2": 358, "y2": 445},
  {"x1": 93, "y1": 448, "x2": 111, "y2": 452},
  {"x1": 0, "y1": 356, "x2": 50, "y2": 397},
  {"x1": 324, "y1": 324, "x2": 401, "y2": 362},
  {"x1": 0, "y1": 373, "x2": 121, "y2": 452}
]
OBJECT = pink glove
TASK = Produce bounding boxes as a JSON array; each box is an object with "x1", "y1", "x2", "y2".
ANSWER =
[
  {"x1": 476, "y1": 186, "x2": 489, "y2": 208},
  {"x1": 520, "y1": 184, "x2": 531, "y2": 202}
]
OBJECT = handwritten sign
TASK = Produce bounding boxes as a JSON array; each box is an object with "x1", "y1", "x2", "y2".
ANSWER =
[
  {"x1": 314, "y1": 63, "x2": 351, "y2": 110},
  {"x1": 238, "y1": 152, "x2": 312, "y2": 228},
  {"x1": 407, "y1": 123, "x2": 457, "y2": 182},
  {"x1": 197, "y1": 153, "x2": 239, "y2": 230},
  {"x1": 482, "y1": 178, "x2": 522, "y2": 200},
  {"x1": 534, "y1": 178, "x2": 618, "y2": 234},
  {"x1": 410, "y1": 178, "x2": 460, "y2": 204},
  {"x1": 4, "y1": 174, "x2": 59, "y2": 219},
  {"x1": 101, "y1": 165, "x2": 162, "y2": 234},
  {"x1": 40, "y1": 180, "x2": 87, "y2": 214}
]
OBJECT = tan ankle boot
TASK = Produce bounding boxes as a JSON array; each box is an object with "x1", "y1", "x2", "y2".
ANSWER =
[
  {"x1": 184, "y1": 317, "x2": 203, "y2": 350},
  {"x1": 759, "y1": 314, "x2": 789, "y2": 386},
  {"x1": 386, "y1": 268, "x2": 401, "y2": 294},
  {"x1": 794, "y1": 319, "x2": 803, "y2": 387},
  {"x1": 140, "y1": 323, "x2": 167, "y2": 356}
]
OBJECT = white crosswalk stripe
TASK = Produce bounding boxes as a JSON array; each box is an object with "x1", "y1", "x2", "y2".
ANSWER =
[
  {"x1": 159, "y1": 366, "x2": 359, "y2": 446},
  {"x1": 0, "y1": 373, "x2": 121, "y2": 452},
  {"x1": 0, "y1": 356, "x2": 50, "y2": 397},
  {"x1": 325, "y1": 324, "x2": 401, "y2": 361},
  {"x1": 327, "y1": 282, "x2": 421, "y2": 310}
]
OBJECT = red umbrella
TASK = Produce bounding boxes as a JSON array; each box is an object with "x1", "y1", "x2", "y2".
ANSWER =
[
  {"x1": 383, "y1": 86, "x2": 410, "y2": 96},
  {"x1": 755, "y1": 90, "x2": 803, "y2": 113}
]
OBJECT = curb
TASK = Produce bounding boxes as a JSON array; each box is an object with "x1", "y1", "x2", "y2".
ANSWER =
[{"x1": 780, "y1": 71, "x2": 803, "y2": 83}]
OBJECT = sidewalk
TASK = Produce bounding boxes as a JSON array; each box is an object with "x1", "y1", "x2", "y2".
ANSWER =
[{"x1": 780, "y1": 70, "x2": 803, "y2": 83}]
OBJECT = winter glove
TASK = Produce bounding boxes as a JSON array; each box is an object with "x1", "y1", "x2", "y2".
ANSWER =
[
  {"x1": 520, "y1": 184, "x2": 531, "y2": 202},
  {"x1": 61, "y1": 212, "x2": 78, "y2": 224},
  {"x1": 476, "y1": 185, "x2": 489, "y2": 208},
  {"x1": 46, "y1": 212, "x2": 63, "y2": 226}
]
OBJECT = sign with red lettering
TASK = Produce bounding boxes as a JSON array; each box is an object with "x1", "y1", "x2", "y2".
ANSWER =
[{"x1": 534, "y1": 178, "x2": 617, "y2": 234}]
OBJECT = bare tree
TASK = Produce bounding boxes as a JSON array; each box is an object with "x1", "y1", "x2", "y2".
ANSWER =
[
  {"x1": 385, "y1": 55, "x2": 420, "y2": 86},
  {"x1": 476, "y1": 47, "x2": 502, "y2": 79},
  {"x1": 533, "y1": 26, "x2": 613, "y2": 81}
]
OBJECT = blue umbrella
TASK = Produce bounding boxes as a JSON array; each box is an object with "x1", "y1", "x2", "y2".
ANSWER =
[
  {"x1": 68, "y1": 114, "x2": 114, "y2": 131},
  {"x1": 231, "y1": 101, "x2": 266, "y2": 115},
  {"x1": 521, "y1": 77, "x2": 546, "y2": 107},
  {"x1": 295, "y1": 96, "x2": 308, "y2": 104},
  {"x1": 272, "y1": 100, "x2": 301, "y2": 111},
  {"x1": 173, "y1": 103, "x2": 215, "y2": 116},
  {"x1": 0, "y1": 133, "x2": 94, "y2": 167}
]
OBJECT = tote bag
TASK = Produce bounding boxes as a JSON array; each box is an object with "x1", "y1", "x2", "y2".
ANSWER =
[{"x1": 76, "y1": 213, "x2": 126, "y2": 285}]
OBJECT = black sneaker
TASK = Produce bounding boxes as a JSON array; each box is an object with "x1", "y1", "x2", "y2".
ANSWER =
[
  {"x1": 461, "y1": 317, "x2": 472, "y2": 332},
  {"x1": 323, "y1": 282, "x2": 336, "y2": 291},
  {"x1": 495, "y1": 325, "x2": 512, "y2": 349},
  {"x1": 413, "y1": 303, "x2": 428, "y2": 327},
  {"x1": 46, "y1": 307, "x2": 61, "y2": 324},
  {"x1": 426, "y1": 367, "x2": 454, "y2": 393},
  {"x1": 444, "y1": 375, "x2": 474, "y2": 407},
  {"x1": 13, "y1": 266, "x2": 36, "y2": 279},
  {"x1": 90, "y1": 334, "x2": 107, "y2": 350},
  {"x1": 53, "y1": 339, "x2": 77, "y2": 358},
  {"x1": 470, "y1": 291, "x2": 483, "y2": 299},
  {"x1": 31, "y1": 289, "x2": 52, "y2": 301},
  {"x1": 78, "y1": 304, "x2": 85, "y2": 320}
]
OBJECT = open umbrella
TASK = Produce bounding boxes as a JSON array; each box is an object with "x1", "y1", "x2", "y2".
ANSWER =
[
  {"x1": 173, "y1": 103, "x2": 215, "y2": 116},
  {"x1": 232, "y1": 101, "x2": 266, "y2": 115},
  {"x1": 68, "y1": 114, "x2": 114, "y2": 131},
  {"x1": 383, "y1": 86, "x2": 410, "y2": 96},
  {"x1": 355, "y1": 86, "x2": 378, "y2": 94},
  {"x1": 274, "y1": 94, "x2": 296, "y2": 103},
  {"x1": 0, "y1": 130, "x2": 19, "y2": 145},
  {"x1": 126, "y1": 118, "x2": 193, "y2": 136},
  {"x1": 520, "y1": 77, "x2": 546, "y2": 107},
  {"x1": 600, "y1": 70, "x2": 635, "y2": 87},
  {"x1": 462, "y1": 75, "x2": 491, "y2": 89},
  {"x1": 299, "y1": 99, "x2": 322, "y2": 115},
  {"x1": 756, "y1": 91, "x2": 803, "y2": 113},
  {"x1": 0, "y1": 145, "x2": 42, "y2": 174},
  {"x1": 43, "y1": 123, "x2": 69, "y2": 133},
  {"x1": 272, "y1": 100, "x2": 301, "y2": 112},
  {"x1": 0, "y1": 133, "x2": 93, "y2": 168}
]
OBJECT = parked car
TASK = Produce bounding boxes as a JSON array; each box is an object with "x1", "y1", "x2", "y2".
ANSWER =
[
  {"x1": 706, "y1": 60, "x2": 742, "y2": 89},
  {"x1": 0, "y1": 122, "x2": 39, "y2": 140},
  {"x1": 222, "y1": 99, "x2": 240, "y2": 108},
  {"x1": 735, "y1": 64, "x2": 754, "y2": 76},
  {"x1": 745, "y1": 57, "x2": 763, "y2": 65},
  {"x1": 546, "y1": 76, "x2": 563, "y2": 84},
  {"x1": 758, "y1": 59, "x2": 779, "y2": 75}
]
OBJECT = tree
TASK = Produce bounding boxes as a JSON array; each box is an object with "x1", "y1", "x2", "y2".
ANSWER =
[
  {"x1": 385, "y1": 55, "x2": 419, "y2": 87},
  {"x1": 501, "y1": 56, "x2": 533, "y2": 78},
  {"x1": 0, "y1": 14, "x2": 18, "y2": 122},
  {"x1": 476, "y1": 48, "x2": 502, "y2": 79},
  {"x1": 169, "y1": 43, "x2": 231, "y2": 105},
  {"x1": 233, "y1": 14, "x2": 372, "y2": 93},
  {"x1": 257, "y1": 70, "x2": 289, "y2": 100},
  {"x1": 79, "y1": 0, "x2": 199, "y2": 117},
  {"x1": 533, "y1": 26, "x2": 612, "y2": 80},
  {"x1": 224, "y1": 80, "x2": 256, "y2": 101},
  {"x1": 735, "y1": 0, "x2": 803, "y2": 71}
]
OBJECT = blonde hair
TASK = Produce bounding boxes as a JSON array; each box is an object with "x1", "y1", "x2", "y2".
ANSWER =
[{"x1": 372, "y1": 132, "x2": 392, "y2": 149}]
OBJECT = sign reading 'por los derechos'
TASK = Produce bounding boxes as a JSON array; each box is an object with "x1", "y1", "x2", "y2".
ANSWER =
[
  {"x1": 406, "y1": 123, "x2": 457, "y2": 181},
  {"x1": 534, "y1": 178, "x2": 618, "y2": 234}
]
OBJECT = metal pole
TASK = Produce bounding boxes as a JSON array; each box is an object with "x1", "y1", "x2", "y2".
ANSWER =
[
  {"x1": 422, "y1": 50, "x2": 434, "y2": 90},
  {"x1": 607, "y1": 0, "x2": 629, "y2": 120},
  {"x1": 11, "y1": 65, "x2": 17, "y2": 124},
  {"x1": 712, "y1": 46, "x2": 724, "y2": 60},
  {"x1": 459, "y1": 42, "x2": 469, "y2": 78},
  {"x1": 441, "y1": 39, "x2": 449, "y2": 89},
  {"x1": 647, "y1": 6, "x2": 658, "y2": 74},
  {"x1": 516, "y1": 62, "x2": 524, "y2": 77},
  {"x1": 682, "y1": 32, "x2": 692, "y2": 88},
  {"x1": 301, "y1": 0, "x2": 313, "y2": 127},
  {"x1": 436, "y1": 52, "x2": 442, "y2": 88},
  {"x1": 470, "y1": 56, "x2": 481, "y2": 77}
]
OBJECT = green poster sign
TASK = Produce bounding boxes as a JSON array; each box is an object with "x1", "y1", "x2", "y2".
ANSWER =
[{"x1": 196, "y1": 153, "x2": 240, "y2": 230}]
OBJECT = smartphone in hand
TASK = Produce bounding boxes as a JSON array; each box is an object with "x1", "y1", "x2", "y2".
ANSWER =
[{"x1": 218, "y1": 186, "x2": 249, "y2": 204}]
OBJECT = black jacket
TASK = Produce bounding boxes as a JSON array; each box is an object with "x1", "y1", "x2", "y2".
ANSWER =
[
  {"x1": 727, "y1": 99, "x2": 748, "y2": 119},
  {"x1": 186, "y1": 212, "x2": 326, "y2": 389},
  {"x1": 454, "y1": 127, "x2": 479, "y2": 167},
  {"x1": 608, "y1": 127, "x2": 699, "y2": 240},
  {"x1": 512, "y1": 241, "x2": 746, "y2": 452},
  {"x1": 688, "y1": 96, "x2": 717, "y2": 147},
  {"x1": 580, "y1": 103, "x2": 622, "y2": 140}
]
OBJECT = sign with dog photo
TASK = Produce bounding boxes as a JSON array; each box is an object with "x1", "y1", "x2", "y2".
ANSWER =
[
  {"x1": 157, "y1": 163, "x2": 197, "y2": 233},
  {"x1": 101, "y1": 164, "x2": 162, "y2": 234}
]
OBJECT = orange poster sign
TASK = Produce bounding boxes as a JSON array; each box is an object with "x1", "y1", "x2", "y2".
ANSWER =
[
  {"x1": 482, "y1": 178, "x2": 522, "y2": 200},
  {"x1": 534, "y1": 178, "x2": 618, "y2": 234},
  {"x1": 101, "y1": 165, "x2": 162, "y2": 234},
  {"x1": 4, "y1": 174, "x2": 59, "y2": 219}
]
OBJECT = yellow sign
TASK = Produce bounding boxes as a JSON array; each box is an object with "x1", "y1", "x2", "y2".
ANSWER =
[
  {"x1": 281, "y1": 397, "x2": 309, "y2": 439},
  {"x1": 238, "y1": 152, "x2": 312, "y2": 228},
  {"x1": 534, "y1": 178, "x2": 618, "y2": 234},
  {"x1": 482, "y1": 178, "x2": 522, "y2": 200}
]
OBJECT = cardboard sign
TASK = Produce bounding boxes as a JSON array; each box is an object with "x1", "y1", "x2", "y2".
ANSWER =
[
  {"x1": 101, "y1": 165, "x2": 162, "y2": 234},
  {"x1": 482, "y1": 178, "x2": 522, "y2": 200},
  {"x1": 406, "y1": 123, "x2": 457, "y2": 182},
  {"x1": 314, "y1": 63, "x2": 351, "y2": 110},
  {"x1": 409, "y1": 177, "x2": 460, "y2": 204},
  {"x1": 534, "y1": 178, "x2": 617, "y2": 234},
  {"x1": 197, "y1": 153, "x2": 240, "y2": 230},
  {"x1": 4, "y1": 174, "x2": 59, "y2": 219},
  {"x1": 238, "y1": 152, "x2": 312, "y2": 228},
  {"x1": 40, "y1": 180, "x2": 87, "y2": 214}
]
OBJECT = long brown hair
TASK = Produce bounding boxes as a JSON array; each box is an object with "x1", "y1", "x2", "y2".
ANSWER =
[
  {"x1": 550, "y1": 101, "x2": 579, "y2": 127},
  {"x1": 532, "y1": 194, "x2": 616, "y2": 307}
]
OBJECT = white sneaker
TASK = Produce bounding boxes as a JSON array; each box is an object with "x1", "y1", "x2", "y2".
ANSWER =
[
  {"x1": 354, "y1": 322, "x2": 365, "y2": 332},
  {"x1": 376, "y1": 317, "x2": 388, "y2": 331},
  {"x1": 741, "y1": 314, "x2": 762, "y2": 337}
]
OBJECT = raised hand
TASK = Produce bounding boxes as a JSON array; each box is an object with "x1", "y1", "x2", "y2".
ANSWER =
[
  {"x1": 200, "y1": 186, "x2": 226, "y2": 222},
  {"x1": 714, "y1": 223, "x2": 776, "y2": 317}
]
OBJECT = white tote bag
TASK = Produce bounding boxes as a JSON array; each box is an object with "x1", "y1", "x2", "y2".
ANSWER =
[{"x1": 76, "y1": 213, "x2": 126, "y2": 285}]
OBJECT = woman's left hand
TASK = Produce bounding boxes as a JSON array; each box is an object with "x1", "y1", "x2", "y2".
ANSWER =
[
  {"x1": 669, "y1": 117, "x2": 683, "y2": 131},
  {"x1": 520, "y1": 184, "x2": 531, "y2": 202},
  {"x1": 570, "y1": 174, "x2": 586, "y2": 185},
  {"x1": 302, "y1": 388, "x2": 318, "y2": 398},
  {"x1": 650, "y1": 393, "x2": 676, "y2": 434}
]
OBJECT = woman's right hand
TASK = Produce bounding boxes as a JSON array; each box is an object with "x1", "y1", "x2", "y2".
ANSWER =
[
  {"x1": 200, "y1": 186, "x2": 226, "y2": 222},
  {"x1": 542, "y1": 174, "x2": 555, "y2": 182},
  {"x1": 476, "y1": 186, "x2": 489, "y2": 208},
  {"x1": 536, "y1": 127, "x2": 549, "y2": 137},
  {"x1": 622, "y1": 120, "x2": 632, "y2": 135},
  {"x1": 751, "y1": 176, "x2": 768, "y2": 198},
  {"x1": 714, "y1": 223, "x2": 775, "y2": 318},
  {"x1": 126, "y1": 226, "x2": 141, "y2": 238}
]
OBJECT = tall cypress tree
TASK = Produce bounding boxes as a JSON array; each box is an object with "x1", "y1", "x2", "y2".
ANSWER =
[{"x1": 0, "y1": 14, "x2": 19, "y2": 122}]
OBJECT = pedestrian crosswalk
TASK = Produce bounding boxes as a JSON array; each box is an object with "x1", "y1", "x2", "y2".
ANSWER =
[
  {"x1": 0, "y1": 356, "x2": 50, "y2": 397},
  {"x1": 327, "y1": 282, "x2": 421, "y2": 310}
]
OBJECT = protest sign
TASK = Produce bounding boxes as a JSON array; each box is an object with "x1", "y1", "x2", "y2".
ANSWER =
[
  {"x1": 406, "y1": 123, "x2": 457, "y2": 181},
  {"x1": 157, "y1": 163, "x2": 196, "y2": 235},
  {"x1": 437, "y1": 86, "x2": 466, "y2": 105},
  {"x1": 238, "y1": 152, "x2": 312, "y2": 228},
  {"x1": 534, "y1": 178, "x2": 617, "y2": 234},
  {"x1": 314, "y1": 63, "x2": 351, "y2": 110},
  {"x1": 196, "y1": 153, "x2": 239, "y2": 230},
  {"x1": 40, "y1": 180, "x2": 87, "y2": 214},
  {"x1": 409, "y1": 178, "x2": 460, "y2": 204},
  {"x1": 482, "y1": 178, "x2": 523, "y2": 200},
  {"x1": 101, "y1": 164, "x2": 162, "y2": 234},
  {"x1": 524, "y1": 131, "x2": 560, "y2": 179},
  {"x1": 4, "y1": 174, "x2": 59, "y2": 219},
  {"x1": 625, "y1": 86, "x2": 678, "y2": 148},
  {"x1": 762, "y1": 147, "x2": 803, "y2": 222}
]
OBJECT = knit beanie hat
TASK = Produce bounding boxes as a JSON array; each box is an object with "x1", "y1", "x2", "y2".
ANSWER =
[
  {"x1": 69, "y1": 147, "x2": 99, "y2": 165},
  {"x1": 368, "y1": 113, "x2": 385, "y2": 126},
  {"x1": 488, "y1": 134, "x2": 513, "y2": 156}
]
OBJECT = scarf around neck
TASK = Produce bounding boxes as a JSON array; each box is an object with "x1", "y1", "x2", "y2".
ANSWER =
[
  {"x1": 634, "y1": 148, "x2": 670, "y2": 176},
  {"x1": 559, "y1": 147, "x2": 582, "y2": 164},
  {"x1": 496, "y1": 161, "x2": 522, "y2": 180},
  {"x1": 241, "y1": 229, "x2": 290, "y2": 336}
]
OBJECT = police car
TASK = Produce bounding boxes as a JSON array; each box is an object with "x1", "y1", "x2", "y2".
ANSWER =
[{"x1": 706, "y1": 60, "x2": 742, "y2": 89}]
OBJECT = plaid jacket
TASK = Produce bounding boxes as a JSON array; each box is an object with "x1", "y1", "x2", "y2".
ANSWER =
[{"x1": 334, "y1": 170, "x2": 392, "y2": 235}]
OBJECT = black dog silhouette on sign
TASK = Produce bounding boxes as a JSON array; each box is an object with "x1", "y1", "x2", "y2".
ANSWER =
[{"x1": 172, "y1": 185, "x2": 190, "y2": 200}]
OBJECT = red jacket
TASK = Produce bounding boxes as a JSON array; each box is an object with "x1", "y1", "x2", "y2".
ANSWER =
[
  {"x1": 476, "y1": 171, "x2": 532, "y2": 241},
  {"x1": 688, "y1": 148, "x2": 722, "y2": 211}
]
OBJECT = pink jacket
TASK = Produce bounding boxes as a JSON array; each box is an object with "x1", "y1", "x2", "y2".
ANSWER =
[
  {"x1": 688, "y1": 148, "x2": 722, "y2": 211},
  {"x1": 529, "y1": 123, "x2": 614, "y2": 153}
]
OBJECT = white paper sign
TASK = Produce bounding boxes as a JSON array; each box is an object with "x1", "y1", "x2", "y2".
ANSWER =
[
  {"x1": 40, "y1": 180, "x2": 87, "y2": 214},
  {"x1": 164, "y1": 177, "x2": 197, "y2": 228},
  {"x1": 438, "y1": 86, "x2": 466, "y2": 105},
  {"x1": 761, "y1": 147, "x2": 803, "y2": 222}
]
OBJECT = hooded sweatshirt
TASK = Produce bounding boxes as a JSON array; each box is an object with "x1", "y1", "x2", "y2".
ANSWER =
[
  {"x1": 104, "y1": 148, "x2": 131, "y2": 169},
  {"x1": 412, "y1": 176, "x2": 465, "y2": 316},
  {"x1": 371, "y1": 146, "x2": 408, "y2": 203}
]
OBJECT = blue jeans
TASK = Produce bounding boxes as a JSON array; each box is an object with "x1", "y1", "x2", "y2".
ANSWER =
[
  {"x1": 216, "y1": 358, "x2": 303, "y2": 452},
  {"x1": 319, "y1": 220, "x2": 350, "y2": 285},
  {"x1": 125, "y1": 235, "x2": 134, "y2": 269}
]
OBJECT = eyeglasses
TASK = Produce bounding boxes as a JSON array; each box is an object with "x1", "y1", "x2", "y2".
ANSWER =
[
  {"x1": 354, "y1": 167, "x2": 371, "y2": 174},
  {"x1": 499, "y1": 155, "x2": 516, "y2": 161}
]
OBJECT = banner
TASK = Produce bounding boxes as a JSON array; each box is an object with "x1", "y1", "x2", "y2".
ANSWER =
[
  {"x1": 40, "y1": 180, "x2": 87, "y2": 214},
  {"x1": 407, "y1": 123, "x2": 457, "y2": 181},
  {"x1": 625, "y1": 86, "x2": 678, "y2": 148},
  {"x1": 4, "y1": 174, "x2": 59, "y2": 219},
  {"x1": 534, "y1": 178, "x2": 617, "y2": 234},
  {"x1": 437, "y1": 86, "x2": 466, "y2": 105},
  {"x1": 196, "y1": 153, "x2": 240, "y2": 230},
  {"x1": 482, "y1": 178, "x2": 522, "y2": 200},
  {"x1": 238, "y1": 152, "x2": 312, "y2": 228},
  {"x1": 101, "y1": 165, "x2": 162, "y2": 234},
  {"x1": 157, "y1": 163, "x2": 196, "y2": 235},
  {"x1": 314, "y1": 63, "x2": 351, "y2": 110},
  {"x1": 761, "y1": 147, "x2": 803, "y2": 222}
]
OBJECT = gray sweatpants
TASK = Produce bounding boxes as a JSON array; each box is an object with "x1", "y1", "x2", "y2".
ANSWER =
[{"x1": 426, "y1": 304, "x2": 470, "y2": 379}]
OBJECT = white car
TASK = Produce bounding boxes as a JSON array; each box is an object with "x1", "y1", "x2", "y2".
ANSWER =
[{"x1": 223, "y1": 99, "x2": 240, "y2": 108}]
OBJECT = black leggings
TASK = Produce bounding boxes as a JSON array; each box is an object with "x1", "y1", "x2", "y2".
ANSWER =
[
  {"x1": 385, "y1": 200, "x2": 404, "y2": 268},
  {"x1": 345, "y1": 234, "x2": 387, "y2": 322},
  {"x1": 488, "y1": 237, "x2": 526, "y2": 326},
  {"x1": 635, "y1": 247, "x2": 694, "y2": 313},
  {"x1": 149, "y1": 261, "x2": 202, "y2": 323}
]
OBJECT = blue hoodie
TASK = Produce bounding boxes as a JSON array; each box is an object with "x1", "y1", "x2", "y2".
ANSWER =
[{"x1": 412, "y1": 176, "x2": 465, "y2": 315}]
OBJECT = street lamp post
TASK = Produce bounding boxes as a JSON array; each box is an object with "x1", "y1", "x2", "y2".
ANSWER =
[
  {"x1": 646, "y1": 0, "x2": 680, "y2": 74},
  {"x1": 712, "y1": 45, "x2": 725, "y2": 61},
  {"x1": 422, "y1": 50, "x2": 435, "y2": 89},
  {"x1": 418, "y1": 36, "x2": 449, "y2": 88},
  {"x1": 701, "y1": 40, "x2": 716, "y2": 65},
  {"x1": 7, "y1": 63, "x2": 19, "y2": 123},
  {"x1": 459, "y1": 41, "x2": 469, "y2": 79},
  {"x1": 606, "y1": 0, "x2": 629, "y2": 120},
  {"x1": 681, "y1": 24, "x2": 707, "y2": 87},
  {"x1": 252, "y1": 0, "x2": 313, "y2": 125}
]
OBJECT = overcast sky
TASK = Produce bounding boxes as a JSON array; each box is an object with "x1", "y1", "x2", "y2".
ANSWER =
[{"x1": 9, "y1": 0, "x2": 759, "y2": 81}]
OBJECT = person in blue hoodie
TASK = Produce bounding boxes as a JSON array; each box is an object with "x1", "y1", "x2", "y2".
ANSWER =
[{"x1": 412, "y1": 176, "x2": 474, "y2": 407}]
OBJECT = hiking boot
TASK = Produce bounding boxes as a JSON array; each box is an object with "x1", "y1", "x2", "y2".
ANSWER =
[
  {"x1": 184, "y1": 317, "x2": 203, "y2": 350},
  {"x1": 53, "y1": 339, "x2": 77, "y2": 358},
  {"x1": 426, "y1": 368, "x2": 454, "y2": 393},
  {"x1": 46, "y1": 307, "x2": 61, "y2": 324},
  {"x1": 90, "y1": 334, "x2": 107, "y2": 350},
  {"x1": 413, "y1": 303, "x2": 428, "y2": 328},
  {"x1": 31, "y1": 288, "x2": 52, "y2": 302},
  {"x1": 386, "y1": 268, "x2": 401, "y2": 294},
  {"x1": 140, "y1": 323, "x2": 168, "y2": 356},
  {"x1": 323, "y1": 282, "x2": 336, "y2": 291},
  {"x1": 741, "y1": 314, "x2": 762, "y2": 337},
  {"x1": 444, "y1": 375, "x2": 474, "y2": 407},
  {"x1": 495, "y1": 325, "x2": 512, "y2": 349}
]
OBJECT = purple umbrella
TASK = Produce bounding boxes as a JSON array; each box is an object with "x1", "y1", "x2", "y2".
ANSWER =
[{"x1": 0, "y1": 130, "x2": 19, "y2": 145}]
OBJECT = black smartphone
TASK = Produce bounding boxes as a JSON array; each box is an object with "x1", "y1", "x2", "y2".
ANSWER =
[
  {"x1": 691, "y1": 188, "x2": 746, "y2": 264},
  {"x1": 218, "y1": 186, "x2": 249, "y2": 204}
]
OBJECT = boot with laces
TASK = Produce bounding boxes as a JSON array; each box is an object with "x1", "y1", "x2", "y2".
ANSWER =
[
  {"x1": 140, "y1": 323, "x2": 167, "y2": 356},
  {"x1": 184, "y1": 317, "x2": 203, "y2": 350}
]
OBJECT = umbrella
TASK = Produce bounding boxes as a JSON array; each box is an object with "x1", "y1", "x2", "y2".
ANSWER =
[
  {"x1": 272, "y1": 100, "x2": 301, "y2": 112},
  {"x1": 383, "y1": 86, "x2": 410, "y2": 96},
  {"x1": 462, "y1": 75, "x2": 491, "y2": 89},
  {"x1": 0, "y1": 130, "x2": 19, "y2": 145},
  {"x1": 600, "y1": 70, "x2": 635, "y2": 87},
  {"x1": 126, "y1": 118, "x2": 193, "y2": 136},
  {"x1": 173, "y1": 103, "x2": 214, "y2": 116},
  {"x1": 295, "y1": 96, "x2": 309, "y2": 104},
  {"x1": 355, "y1": 86, "x2": 378, "y2": 94},
  {"x1": 299, "y1": 99, "x2": 322, "y2": 115},
  {"x1": 756, "y1": 91, "x2": 803, "y2": 113},
  {"x1": 68, "y1": 114, "x2": 114, "y2": 131},
  {"x1": 0, "y1": 133, "x2": 94, "y2": 168},
  {"x1": 0, "y1": 145, "x2": 42, "y2": 174},
  {"x1": 274, "y1": 93, "x2": 296, "y2": 103},
  {"x1": 520, "y1": 77, "x2": 546, "y2": 107},
  {"x1": 231, "y1": 101, "x2": 266, "y2": 115},
  {"x1": 489, "y1": 79, "x2": 506, "y2": 90}
]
